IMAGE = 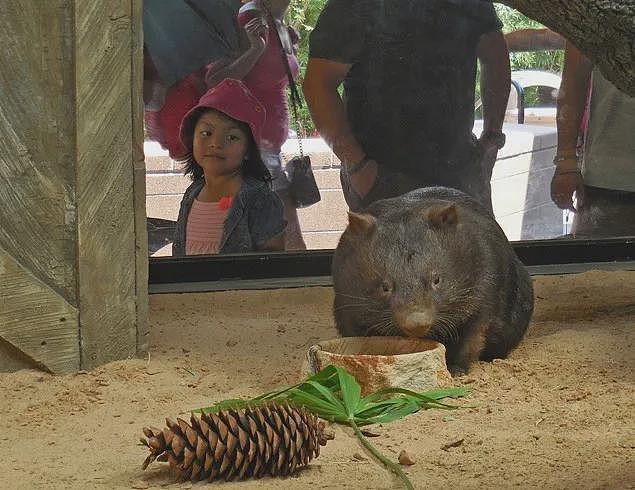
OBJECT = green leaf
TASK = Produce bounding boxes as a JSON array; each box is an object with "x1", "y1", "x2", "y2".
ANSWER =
[
  {"x1": 195, "y1": 398, "x2": 249, "y2": 414},
  {"x1": 304, "y1": 364, "x2": 340, "y2": 386},
  {"x1": 194, "y1": 366, "x2": 470, "y2": 425},
  {"x1": 361, "y1": 387, "x2": 462, "y2": 408},
  {"x1": 302, "y1": 380, "x2": 347, "y2": 412},
  {"x1": 419, "y1": 387, "x2": 471, "y2": 399},
  {"x1": 355, "y1": 399, "x2": 409, "y2": 419},
  {"x1": 364, "y1": 399, "x2": 423, "y2": 424},
  {"x1": 288, "y1": 390, "x2": 345, "y2": 420},
  {"x1": 335, "y1": 366, "x2": 362, "y2": 418}
]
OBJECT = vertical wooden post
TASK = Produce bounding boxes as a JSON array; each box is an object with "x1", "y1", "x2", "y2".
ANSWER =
[{"x1": 0, "y1": 0, "x2": 147, "y2": 373}]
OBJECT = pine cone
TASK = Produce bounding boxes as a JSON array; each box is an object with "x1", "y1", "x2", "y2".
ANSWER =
[{"x1": 140, "y1": 403, "x2": 330, "y2": 482}]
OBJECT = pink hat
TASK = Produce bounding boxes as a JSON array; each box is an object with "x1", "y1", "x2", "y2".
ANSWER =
[{"x1": 179, "y1": 78, "x2": 266, "y2": 150}]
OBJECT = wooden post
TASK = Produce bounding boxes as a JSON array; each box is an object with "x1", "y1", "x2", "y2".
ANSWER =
[{"x1": 0, "y1": 0, "x2": 147, "y2": 373}]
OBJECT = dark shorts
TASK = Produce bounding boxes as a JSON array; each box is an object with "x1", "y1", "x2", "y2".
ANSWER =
[
  {"x1": 340, "y1": 137, "x2": 496, "y2": 214},
  {"x1": 572, "y1": 185, "x2": 635, "y2": 238}
]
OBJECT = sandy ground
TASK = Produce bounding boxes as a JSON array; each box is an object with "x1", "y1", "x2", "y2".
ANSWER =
[{"x1": 1, "y1": 270, "x2": 634, "y2": 489}]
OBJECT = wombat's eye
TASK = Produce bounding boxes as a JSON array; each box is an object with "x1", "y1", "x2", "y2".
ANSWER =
[
  {"x1": 380, "y1": 280, "x2": 393, "y2": 295},
  {"x1": 431, "y1": 273, "x2": 441, "y2": 287}
]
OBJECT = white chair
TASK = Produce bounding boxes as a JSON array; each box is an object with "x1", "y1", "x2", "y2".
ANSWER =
[{"x1": 476, "y1": 70, "x2": 562, "y2": 125}]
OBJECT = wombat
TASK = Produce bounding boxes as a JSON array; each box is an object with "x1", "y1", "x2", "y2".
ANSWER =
[{"x1": 332, "y1": 186, "x2": 534, "y2": 374}]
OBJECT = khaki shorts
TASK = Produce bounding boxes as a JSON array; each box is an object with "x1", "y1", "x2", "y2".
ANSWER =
[{"x1": 572, "y1": 185, "x2": 635, "y2": 238}]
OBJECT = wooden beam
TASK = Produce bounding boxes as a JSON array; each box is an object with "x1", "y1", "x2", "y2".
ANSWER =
[
  {"x1": 0, "y1": 248, "x2": 79, "y2": 373},
  {"x1": 132, "y1": 0, "x2": 150, "y2": 357},
  {"x1": 0, "y1": 0, "x2": 147, "y2": 373}
]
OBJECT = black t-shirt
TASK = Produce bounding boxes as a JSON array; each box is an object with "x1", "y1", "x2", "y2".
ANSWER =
[{"x1": 309, "y1": 0, "x2": 502, "y2": 179}]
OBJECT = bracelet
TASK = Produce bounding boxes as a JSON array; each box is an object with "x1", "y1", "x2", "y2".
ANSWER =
[
  {"x1": 554, "y1": 168, "x2": 581, "y2": 175},
  {"x1": 481, "y1": 130, "x2": 506, "y2": 150},
  {"x1": 347, "y1": 155, "x2": 371, "y2": 175},
  {"x1": 553, "y1": 153, "x2": 577, "y2": 164}
]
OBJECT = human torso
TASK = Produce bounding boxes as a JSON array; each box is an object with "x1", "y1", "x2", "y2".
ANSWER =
[
  {"x1": 185, "y1": 199, "x2": 230, "y2": 255},
  {"x1": 582, "y1": 67, "x2": 635, "y2": 193},
  {"x1": 311, "y1": 0, "x2": 501, "y2": 178},
  {"x1": 173, "y1": 177, "x2": 285, "y2": 256}
]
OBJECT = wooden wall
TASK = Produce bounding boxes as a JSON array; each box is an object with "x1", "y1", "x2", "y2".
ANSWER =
[{"x1": 0, "y1": 0, "x2": 147, "y2": 373}]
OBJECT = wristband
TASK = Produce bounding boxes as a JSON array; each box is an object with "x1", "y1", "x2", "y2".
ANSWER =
[
  {"x1": 347, "y1": 155, "x2": 371, "y2": 175},
  {"x1": 553, "y1": 153, "x2": 578, "y2": 164},
  {"x1": 554, "y1": 167, "x2": 581, "y2": 175},
  {"x1": 481, "y1": 130, "x2": 506, "y2": 150}
]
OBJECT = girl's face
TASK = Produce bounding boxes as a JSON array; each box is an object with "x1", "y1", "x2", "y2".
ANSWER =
[{"x1": 192, "y1": 110, "x2": 250, "y2": 178}]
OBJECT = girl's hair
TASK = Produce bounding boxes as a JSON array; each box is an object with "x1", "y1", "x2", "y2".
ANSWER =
[{"x1": 180, "y1": 108, "x2": 271, "y2": 184}]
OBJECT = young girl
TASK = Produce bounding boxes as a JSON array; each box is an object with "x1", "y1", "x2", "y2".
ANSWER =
[
  {"x1": 172, "y1": 78, "x2": 286, "y2": 256},
  {"x1": 205, "y1": 0, "x2": 307, "y2": 251}
]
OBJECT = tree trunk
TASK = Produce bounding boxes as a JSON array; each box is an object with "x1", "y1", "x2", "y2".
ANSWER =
[{"x1": 498, "y1": 0, "x2": 635, "y2": 96}]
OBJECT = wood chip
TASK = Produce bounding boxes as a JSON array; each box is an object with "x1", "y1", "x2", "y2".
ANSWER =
[
  {"x1": 398, "y1": 450, "x2": 415, "y2": 465},
  {"x1": 322, "y1": 427, "x2": 336, "y2": 440},
  {"x1": 441, "y1": 438, "x2": 464, "y2": 451},
  {"x1": 360, "y1": 429, "x2": 381, "y2": 437}
]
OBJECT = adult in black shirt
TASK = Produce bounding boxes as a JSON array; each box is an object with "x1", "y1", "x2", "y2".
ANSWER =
[{"x1": 303, "y1": 0, "x2": 510, "y2": 212}]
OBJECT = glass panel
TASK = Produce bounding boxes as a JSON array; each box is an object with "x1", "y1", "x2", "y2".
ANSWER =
[{"x1": 143, "y1": 1, "x2": 635, "y2": 258}]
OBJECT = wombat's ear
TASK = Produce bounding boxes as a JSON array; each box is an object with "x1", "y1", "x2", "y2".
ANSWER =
[
  {"x1": 427, "y1": 204, "x2": 458, "y2": 229},
  {"x1": 347, "y1": 212, "x2": 376, "y2": 236}
]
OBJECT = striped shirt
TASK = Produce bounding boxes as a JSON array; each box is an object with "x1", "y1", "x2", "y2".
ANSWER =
[{"x1": 185, "y1": 199, "x2": 229, "y2": 255}]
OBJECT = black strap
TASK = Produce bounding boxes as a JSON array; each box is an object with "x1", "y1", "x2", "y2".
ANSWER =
[
  {"x1": 261, "y1": 3, "x2": 302, "y2": 112},
  {"x1": 262, "y1": 2, "x2": 304, "y2": 155},
  {"x1": 183, "y1": 0, "x2": 233, "y2": 53}
]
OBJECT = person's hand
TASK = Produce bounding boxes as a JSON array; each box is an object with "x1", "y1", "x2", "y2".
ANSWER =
[
  {"x1": 477, "y1": 135, "x2": 500, "y2": 183},
  {"x1": 551, "y1": 156, "x2": 586, "y2": 211},
  {"x1": 478, "y1": 137, "x2": 499, "y2": 155},
  {"x1": 477, "y1": 133, "x2": 502, "y2": 161},
  {"x1": 244, "y1": 17, "x2": 268, "y2": 52},
  {"x1": 349, "y1": 159, "x2": 378, "y2": 198}
]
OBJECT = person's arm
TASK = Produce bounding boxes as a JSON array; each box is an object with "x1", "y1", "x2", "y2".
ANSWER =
[
  {"x1": 302, "y1": 59, "x2": 364, "y2": 168},
  {"x1": 555, "y1": 42, "x2": 592, "y2": 164},
  {"x1": 302, "y1": 0, "x2": 377, "y2": 197},
  {"x1": 205, "y1": 17, "x2": 267, "y2": 87},
  {"x1": 551, "y1": 41, "x2": 592, "y2": 211},
  {"x1": 256, "y1": 232, "x2": 285, "y2": 251},
  {"x1": 477, "y1": 30, "x2": 511, "y2": 141},
  {"x1": 303, "y1": 59, "x2": 377, "y2": 197},
  {"x1": 250, "y1": 191, "x2": 287, "y2": 251}
]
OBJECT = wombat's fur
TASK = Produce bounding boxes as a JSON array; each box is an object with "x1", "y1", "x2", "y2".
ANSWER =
[{"x1": 332, "y1": 186, "x2": 534, "y2": 374}]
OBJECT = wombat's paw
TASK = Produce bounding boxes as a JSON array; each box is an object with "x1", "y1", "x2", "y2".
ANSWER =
[{"x1": 448, "y1": 364, "x2": 470, "y2": 377}]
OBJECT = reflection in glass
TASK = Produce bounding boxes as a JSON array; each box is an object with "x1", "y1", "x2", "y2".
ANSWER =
[
  {"x1": 552, "y1": 41, "x2": 635, "y2": 239},
  {"x1": 143, "y1": 2, "x2": 633, "y2": 257}
]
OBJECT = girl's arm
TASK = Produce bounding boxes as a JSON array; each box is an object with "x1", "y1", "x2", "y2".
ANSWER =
[
  {"x1": 256, "y1": 232, "x2": 285, "y2": 251},
  {"x1": 250, "y1": 190, "x2": 286, "y2": 252},
  {"x1": 205, "y1": 15, "x2": 267, "y2": 87}
]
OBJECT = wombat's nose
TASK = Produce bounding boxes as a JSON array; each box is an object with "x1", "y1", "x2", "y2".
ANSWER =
[{"x1": 397, "y1": 311, "x2": 436, "y2": 337}]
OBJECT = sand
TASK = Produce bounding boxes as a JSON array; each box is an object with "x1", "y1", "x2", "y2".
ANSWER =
[{"x1": 1, "y1": 270, "x2": 634, "y2": 489}]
